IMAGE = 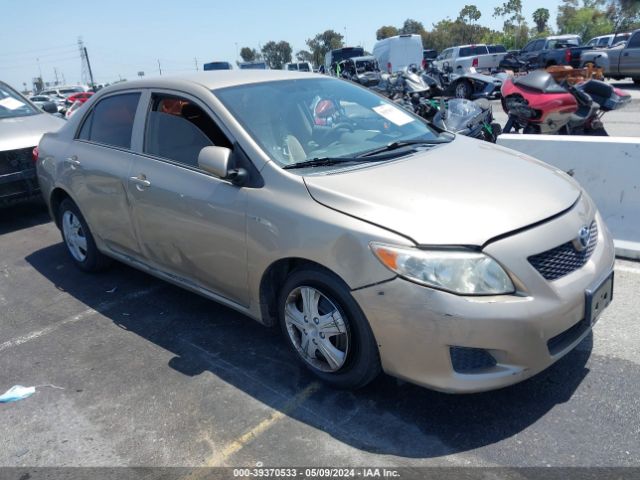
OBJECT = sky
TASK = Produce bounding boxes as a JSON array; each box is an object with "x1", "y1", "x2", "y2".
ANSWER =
[{"x1": 1, "y1": 0, "x2": 560, "y2": 91}]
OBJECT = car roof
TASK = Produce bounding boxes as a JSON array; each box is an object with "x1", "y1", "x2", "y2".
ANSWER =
[
  {"x1": 97, "y1": 71, "x2": 322, "y2": 94},
  {"x1": 548, "y1": 34, "x2": 580, "y2": 39}
]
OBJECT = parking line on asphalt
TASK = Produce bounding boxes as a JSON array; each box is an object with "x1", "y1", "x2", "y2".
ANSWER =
[
  {"x1": 616, "y1": 264, "x2": 640, "y2": 275},
  {"x1": 205, "y1": 381, "x2": 321, "y2": 466},
  {"x1": 0, "y1": 286, "x2": 162, "y2": 353}
]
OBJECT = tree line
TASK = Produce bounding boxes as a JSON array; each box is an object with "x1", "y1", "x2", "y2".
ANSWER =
[{"x1": 237, "y1": 0, "x2": 640, "y2": 69}]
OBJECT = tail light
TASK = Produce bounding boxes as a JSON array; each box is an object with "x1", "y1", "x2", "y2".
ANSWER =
[
  {"x1": 422, "y1": 58, "x2": 427, "y2": 70},
  {"x1": 564, "y1": 48, "x2": 571, "y2": 64},
  {"x1": 387, "y1": 62, "x2": 392, "y2": 73},
  {"x1": 472, "y1": 57, "x2": 479, "y2": 68},
  {"x1": 32, "y1": 146, "x2": 39, "y2": 163}
]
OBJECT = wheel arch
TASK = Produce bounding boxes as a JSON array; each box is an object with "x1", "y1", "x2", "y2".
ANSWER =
[
  {"x1": 258, "y1": 257, "x2": 348, "y2": 327},
  {"x1": 49, "y1": 187, "x2": 75, "y2": 228}
]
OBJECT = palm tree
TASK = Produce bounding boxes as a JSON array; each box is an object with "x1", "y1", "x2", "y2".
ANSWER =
[{"x1": 533, "y1": 8, "x2": 550, "y2": 34}]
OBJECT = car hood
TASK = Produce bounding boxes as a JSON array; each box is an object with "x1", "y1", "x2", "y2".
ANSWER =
[
  {"x1": 303, "y1": 136, "x2": 581, "y2": 246},
  {"x1": 0, "y1": 113, "x2": 65, "y2": 151}
]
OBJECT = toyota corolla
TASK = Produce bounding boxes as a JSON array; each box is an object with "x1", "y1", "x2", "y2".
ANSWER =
[{"x1": 36, "y1": 71, "x2": 614, "y2": 392}]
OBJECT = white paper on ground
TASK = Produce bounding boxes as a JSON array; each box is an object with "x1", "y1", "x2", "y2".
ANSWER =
[{"x1": 0, "y1": 385, "x2": 36, "y2": 403}]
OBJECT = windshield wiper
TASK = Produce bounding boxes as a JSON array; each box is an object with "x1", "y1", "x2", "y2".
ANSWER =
[
  {"x1": 358, "y1": 138, "x2": 450, "y2": 158},
  {"x1": 282, "y1": 157, "x2": 361, "y2": 170}
]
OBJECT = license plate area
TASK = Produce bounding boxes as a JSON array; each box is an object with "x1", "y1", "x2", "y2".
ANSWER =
[{"x1": 585, "y1": 272, "x2": 614, "y2": 326}]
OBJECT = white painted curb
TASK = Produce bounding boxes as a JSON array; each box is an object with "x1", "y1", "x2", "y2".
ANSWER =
[{"x1": 497, "y1": 134, "x2": 640, "y2": 260}]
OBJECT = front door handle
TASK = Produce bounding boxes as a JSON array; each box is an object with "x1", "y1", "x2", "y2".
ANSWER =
[{"x1": 130, "y1": 174, "x2": 151, "y2": 190}]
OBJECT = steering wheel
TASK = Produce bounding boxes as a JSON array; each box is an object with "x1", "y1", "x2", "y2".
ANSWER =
[{"x1": 332, "y1": 121, "x2": 354, "y2": 132}]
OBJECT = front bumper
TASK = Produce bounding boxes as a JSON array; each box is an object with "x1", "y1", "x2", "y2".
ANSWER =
[
  {"x1": 353, "y1": 208, "x2": 615, "y2": 393},
  {"x1": 1, "y1": 147, "x2": 40, "y2": 206}
]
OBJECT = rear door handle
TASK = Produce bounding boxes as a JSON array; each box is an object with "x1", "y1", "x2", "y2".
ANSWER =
[
  {"x1": 130, "y1": 175, "x2": 151, "y2": 190},
  {"x1": 65, "y1": 155, "x2": 81, "y2": 168}
]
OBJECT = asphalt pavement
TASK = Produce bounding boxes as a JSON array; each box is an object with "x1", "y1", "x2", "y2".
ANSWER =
[{"x1": 1, "y1": 201, "x2": 639, "y2": 469}]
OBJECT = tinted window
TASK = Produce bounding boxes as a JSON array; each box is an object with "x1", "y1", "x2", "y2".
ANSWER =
[
  {"x1": 613, "y1": 33, "x2": 630, "y2": 45},
  {"x1": 144, "y1": 94, "x2": 231, "y2": 168},
  {"x1": 628, "y1": 33, "x2": 640, "y2": 48},
  {"x1": 597, "y1": 37, "x2": 610, "y2": 46},
  {"x1": 78, "y1": 93, "x2": 140, "y2": 148},
  {"x1": 488, "y1": 45, "x2": 507, "y2": 53},
  {"x1": 459, "y1": 46, "x2": 489, "y2": 57}
]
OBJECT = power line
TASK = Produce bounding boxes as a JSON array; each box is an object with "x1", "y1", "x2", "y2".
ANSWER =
[{"x1": 0, "y1": 43, "x2": 78, "y2": 57}]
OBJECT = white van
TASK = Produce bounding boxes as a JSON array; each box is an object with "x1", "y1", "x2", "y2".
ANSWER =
[
  {"x1": 284, "y1": 62, "x2": 313, "y2": 72},
  {"x1": 372, "y1": 34, "x2": 423, "y2": 73}
]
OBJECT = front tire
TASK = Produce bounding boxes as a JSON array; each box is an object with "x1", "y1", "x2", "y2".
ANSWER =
[
  {"x1": 454, "y1": 80, "x2": 472, "y2": 99},
  {"x1": 58, "y1": 198, "x2": 111, "y2": 272},
  {"x1": 278, "y1": 266, "x2": 381, "y2": 389}
]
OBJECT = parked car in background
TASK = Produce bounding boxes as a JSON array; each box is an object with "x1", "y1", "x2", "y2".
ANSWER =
[
  {"x1": 29, "y1": 95, "x2": 59, "y2": 112},
  {"x1": 284, "y1": 62, "x2": 312, "y2": 72},
  {"x1": 422, "y1": 49, "x2": 438, "y2": 69},
  {"x1": 324, "y1": 46, "x2": 365, "y2": 75},
  {"x1": 372, "y1": 34, "x2": 423, "y2": 73},
  {"x1": 337, "y1": 56, "x2": 381, "y2": 86},
  {"x1": 510, "y1": 35, "x2": 587, "y2": 69},
  {"x1": 37, "y1": 71, "x2": 614, "y2": 393},
  {"x1": 65, "y1": 100, "x2": 84, "y2": 119},
  {"x1": 40, "y1": 85, "x2": 88, "y2": 98},
  {"x1": 585, "y1": 32, "x2": 632, "y2": 49},
  {"x1": 203, "y1": 61, "x2": 233, "y2": 71},
  {"x1": 581, "y1": 29, "x2": 640, "y2": 83},
  {"x1": 431, "y1": 44, "x2": 508, "y2": 73},
  {"x1": 238, "y1": 61, "x2": 268, "y2": 70},
  {"x1": 66, "y1": 92, "x2": 94, "y2": 105},
  {"x1": 1, "y1": 81, "x2": 64, "y2": 206}
]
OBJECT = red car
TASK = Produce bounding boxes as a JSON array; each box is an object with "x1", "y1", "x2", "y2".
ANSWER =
[{"x1": 65, "y1": 92, "x2": 94, "y2": 105}]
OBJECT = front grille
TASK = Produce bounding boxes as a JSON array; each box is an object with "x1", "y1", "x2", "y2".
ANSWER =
[
  {"x1": 0, "y1": 147, "x2": 34, "y2": 176},
  {"x1": 528, "y1": 221, "x2": 598, "y2": 281},
  {"x1": 450, "y1": 347, "x2": 497, "y2": 373}
]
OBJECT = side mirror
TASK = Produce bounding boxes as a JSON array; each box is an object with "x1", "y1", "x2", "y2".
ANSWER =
[
  {"x1": 197, "y1": 146, "x2": 247, "y2": 186},
  {"x1": 42, "y1": 101, "x2": 58, "y2": 114}
]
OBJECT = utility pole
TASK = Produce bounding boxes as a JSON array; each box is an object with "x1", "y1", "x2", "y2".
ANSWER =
[
  {"x1": 157, "y1": 59, "x2": 162, "y2": 75},
  {"x1": 83, "y1": 47, "x2": 95, "y2": 88},
  {"x1": 36, "y1": 58, "x2": 43, "y2": 82},
  {"x1": 194, "y1": 57, "x2": 198, "y2": 71},
  {"x1": 54, "y1": 67, "x2": 59, "y2": 85}
]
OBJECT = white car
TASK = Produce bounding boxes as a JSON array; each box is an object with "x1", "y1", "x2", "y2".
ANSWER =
[
  {"x1": 585, "y1": 33, "x2": 632, "y2": 49},
  {"x1": 432, "y1": 44, "x2": 507, "y2": 73}
]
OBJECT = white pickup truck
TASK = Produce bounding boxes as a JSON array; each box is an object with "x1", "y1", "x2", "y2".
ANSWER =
[{"x1": 431, "y1": 44, "x2": 507, "y2": 73}]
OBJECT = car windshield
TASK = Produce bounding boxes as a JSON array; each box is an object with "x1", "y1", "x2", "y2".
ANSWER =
[
  {"x1": 214, "y1": 78, "x2": 448, "y2": 169},
  {"x1": 0, "y1": 83, "x2": 39, "y2": 119}
]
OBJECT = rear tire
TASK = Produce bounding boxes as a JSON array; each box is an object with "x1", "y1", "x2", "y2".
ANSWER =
[
  {"x1": 586, "y1": 127, "x2": 609, "y2": 136},
  {"x1": 633, "y1": 78, "x2": 640, "y2": 85},
  {"x1": 58, "y1": 199, "x2": 111, "y2": 272},
  {"x1": 277, "y1": 266, "x2": 381, "y2": 389}
]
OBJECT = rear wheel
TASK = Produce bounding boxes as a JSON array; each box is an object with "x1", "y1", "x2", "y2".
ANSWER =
[
  {"x1": 633, "y1": 78, "x2": 640, "y2": 85},
  {"x1": 278, "y1": 266, "x2": 381, "y2": 389},
  {"x1": 58, "y1": 199, "x2": 111, "y2": 272},
  {"x1": 586, "y1": 127, "x2": 609, "y2": 136}
]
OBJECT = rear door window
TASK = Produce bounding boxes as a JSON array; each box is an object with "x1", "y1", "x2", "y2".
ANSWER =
[
  {"x1": 77, "y1": 92, "x2": 140, "y2": 149},
  {"x1": 627, "y1": 33, "x2": 640, "y2": 49},
  {"x1": 143, "y1": 94, "x2": 232, "y2": 168}
]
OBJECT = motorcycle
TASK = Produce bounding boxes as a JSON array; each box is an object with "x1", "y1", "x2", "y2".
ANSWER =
[
  {"x1": 501, "y1": 69, "x2": 631, "y2": 135},
  {"x1": 423, "y1": 64, "x2": 505, "y2": 100},
  {"x1": 432, "y1": 98, "x2": 502, "y2": 143}
]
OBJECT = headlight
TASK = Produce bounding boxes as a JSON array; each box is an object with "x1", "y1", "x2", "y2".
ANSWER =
[{"x1": 370, "y1": 243, "x2": 515, "y2": 295}]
